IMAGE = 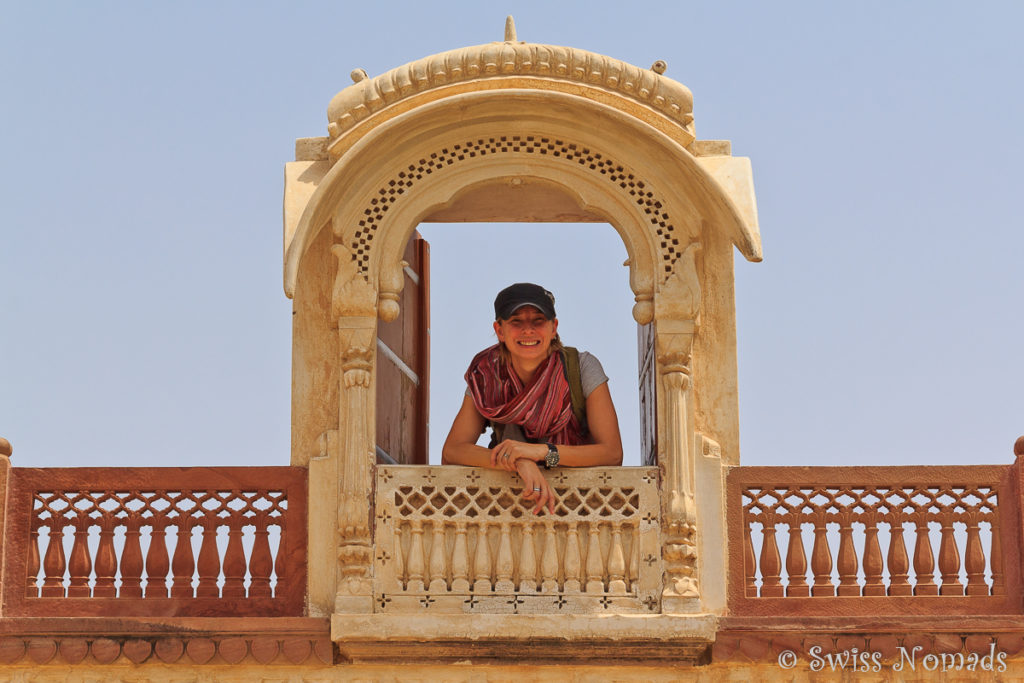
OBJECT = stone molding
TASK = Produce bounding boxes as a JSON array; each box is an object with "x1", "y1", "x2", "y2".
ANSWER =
[
  {"x1": 331, "y1": 613, "x2": 716, "y2": 664},
  {"x1": 326, "y1": 42, "x2": 694, "y2": 149}
]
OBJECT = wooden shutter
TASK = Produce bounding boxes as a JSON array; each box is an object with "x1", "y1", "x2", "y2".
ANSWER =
[
  {"x1": 637, "y1": 322, "x2": 657, "y2": 466},
  {"x1": 375, "y1": 232, "x2": 430, "y2": 464}
]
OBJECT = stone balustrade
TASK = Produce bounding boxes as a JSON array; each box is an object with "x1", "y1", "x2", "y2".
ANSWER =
[
  {"x1": 727, "y1": 464, "x2": 1022, "y2": 616},
  {"x1": 372, "y1": 465, "x2": 662, "y2": 614},
  {"x1": 1, "y1": 466, "x2": 307, "y2": 617}
]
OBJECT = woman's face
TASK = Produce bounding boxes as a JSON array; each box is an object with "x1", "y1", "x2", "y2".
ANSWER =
[{"x1": 493, "y1": 305, "x2": 558, "y2": 364}]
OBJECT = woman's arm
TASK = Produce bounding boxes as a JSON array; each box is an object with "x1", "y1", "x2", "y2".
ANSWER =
[
  {"x1": 442, "y1": 394, "x2": 556, "y2": 513},
  {"x1": 493, "y1": 382, "x2": 623, "y2": 469}
]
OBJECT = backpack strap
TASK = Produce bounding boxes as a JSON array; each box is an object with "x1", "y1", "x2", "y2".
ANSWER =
[
  {"x1": 487, "y1": 421, "x2": 506, "y2": 448},
  {"x1": 561, "y1": 347, "x2": 588, "y2": 437}
]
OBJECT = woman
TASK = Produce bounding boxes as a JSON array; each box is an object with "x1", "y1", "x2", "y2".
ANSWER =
[{"x1": 441, "y1": 283, "x2": 623, "y2": 514}]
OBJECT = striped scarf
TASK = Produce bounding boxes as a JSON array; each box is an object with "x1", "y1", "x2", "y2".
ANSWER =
[{"x1": 465, "y1": 344, "x2": 585, "y2": 446}]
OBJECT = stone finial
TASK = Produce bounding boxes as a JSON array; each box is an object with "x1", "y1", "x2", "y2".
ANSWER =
[
  {"x1": 0, "y1": 437, "x2": 11, "y2": 457},
  {"x1": 651, "y1": 60, "x2": 667, "y2": 75},
  {"x1": 351, "y1": 69, "x2": 368, "y2": 84},
  {"x1": 1015, "y1": 435, "x2": 1024, "y2": 458},
  {"x1": 504, "y1": 15, "x2": 517, "y2": 42}
]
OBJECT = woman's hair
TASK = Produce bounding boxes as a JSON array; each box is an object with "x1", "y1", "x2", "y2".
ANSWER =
[{"x1": 496, "y1": 333, "x2": 564, "y2": 365}]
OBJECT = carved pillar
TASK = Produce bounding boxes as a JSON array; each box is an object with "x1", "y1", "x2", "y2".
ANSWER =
[
  {"x1": 331, "y1": 240, "x2": 380, "y2": 613},
  {"x1": 656, "y1": 240, "x2": 702, "y2": 611},
  {"x1": 658, "y1": 339, "x2": 698, "y2": 607}
]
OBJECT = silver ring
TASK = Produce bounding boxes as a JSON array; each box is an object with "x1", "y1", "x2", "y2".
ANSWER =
[
  {"x1": 503, "y1": 453, "x2": 510, "y2": 459},
  {"x1": 533, "y1": 487, "x2": 541, "y2": 492}
]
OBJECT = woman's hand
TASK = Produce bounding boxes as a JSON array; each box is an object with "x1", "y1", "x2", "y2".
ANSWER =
[
  {"x1": 491, "y1": 439, "x2": 546, "y2": 472},
  {"x1": 515, "y1": 459, "x2": 555, "y2": 515}
]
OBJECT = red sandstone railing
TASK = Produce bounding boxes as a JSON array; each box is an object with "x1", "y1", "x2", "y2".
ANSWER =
[
  {"x1": 0, "y1": 466, "x2": 307, "y2": 617},
  {"x1": 727, "y1": 464, "x2": 1023, "y2": 616}
]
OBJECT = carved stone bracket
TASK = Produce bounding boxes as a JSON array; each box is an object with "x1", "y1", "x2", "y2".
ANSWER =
[
  {"x1": 331, "y1": 242, "x2": 376, "y2": 320},
  {"x1": 656, "y1": 241, "x2": 701, "y2": 321}
]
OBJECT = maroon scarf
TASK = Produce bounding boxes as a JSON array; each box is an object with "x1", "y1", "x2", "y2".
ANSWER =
[{"x1": 465, "y1": 344, "x2": 584, "y2": 445}]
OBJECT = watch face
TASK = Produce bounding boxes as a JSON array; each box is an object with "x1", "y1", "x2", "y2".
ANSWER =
[{"x1": 545, "y1": 444, "x2": 559, "y2": 469}]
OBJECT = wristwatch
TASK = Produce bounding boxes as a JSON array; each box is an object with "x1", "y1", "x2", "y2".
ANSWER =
[{"x1": 544, "y1": 442, "x2": 560, "y2": 469}]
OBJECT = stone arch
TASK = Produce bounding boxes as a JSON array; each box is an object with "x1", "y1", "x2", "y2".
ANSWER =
[{"x1": 283, "y1": 38, "x2": 761, "y2": 615}]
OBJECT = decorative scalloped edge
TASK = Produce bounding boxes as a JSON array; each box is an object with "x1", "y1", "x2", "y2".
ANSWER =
[
  {"x1": 0, "y1": 635, "x2": 333, "y2": 666},
  {"x1": 326, "y1": 42, "x2": 694, "y2": 136}
]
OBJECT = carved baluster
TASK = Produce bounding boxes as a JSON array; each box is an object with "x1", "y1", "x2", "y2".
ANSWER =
[
  {"x1": 406, "y1": 520, "x2": 425, "y2": 592},
  {"x1": 145, "y1": 521, "x2": 170, "y2": 599},
  {"x1": 195, "y1": 520, "x2": 221, "y2": 597},
  {"x1": 248, "y1": 516, "x2": 274, "y2": 598},
  {"x1": 41, "y1": 521, "x2": 67, "y2": 597},
  {"x1": 759, "y1": 518, "x2": 783, "y2": 597},
  {"x1": 221, "y1": 517, "x2": 247, "y2": 598},
  {"x1": 472, "y1": 522, "x2": 492, "y2": 592},
  {"x1": 785, "y1": 521, "x2": 810, "y2": 597},
  {"x1": 274, "y1": 522, "x2": 287, "y2": 593},
  {"x1": 626, "y1": 525, "x2": 638, "y2": 593},
  {"x1": 93, "y1": 518, "x2": 118, "y2": 598},
  {"x1": 171, "y1": 521, "x2": 196, "y2": 597},
  {"x1": 937, "y1": 521, "x2": 963, "y2": 595},
  {"x1": 540, "y1": 520, "x2": 558, "y2": 592},
  {"x1": 912, "y1": 518, "x2": 938, "y2": 595},
  {"x1": 964, "y1": 518, "x2": 987, "y2": 596},
  {"x1": 862, "y1": 517, "x2": 885, "y2": 596},
  {"x1": 451, "y1": 521, "x2": 470, "y2": 592},
  {"x1": 518, "y1": 524, "x2": 538, "y2": 593},
  {"x1": 584, "y1": 522, "x2": 605, "y2": 593},
  {"x1": 428, "y1": 520, "x2": 448, "y2": 592},
  {"x1": 393, "y1": 523, "x2": 406, "y2": 590},
  {"x1": 563, "y1": 522, "x2": 582, "y2": 592},
  {"x1": 495, "y1": 522, "x2": 514, "y2": 592},
  {"x1": 607, "y1": 522, "x2": 627, "y2": 594},
  {"x1": 26, "y1": 526, "x2": 41, "y2": 597},
  {"x1": 743, "y1": 520, "x2": 757, "y2": 597},
  {"x1": 990, "y1": 518, "x2": 1005, "y2": 596},
  {"x1": 887, "y1": 519, "x2": 912, "y2": 595},
  {"x1": 810, "y1": 515, "x2": 834, "y2": 597},
  {"x1": 67, "y1": 517, "x2": 92, "y2": 597},
  {"x1": 119, "y1": 517, "x2": 144, "y2": 598},
  {"x1": 836, "y1": 515, "x2": 859, "y2": 596}
]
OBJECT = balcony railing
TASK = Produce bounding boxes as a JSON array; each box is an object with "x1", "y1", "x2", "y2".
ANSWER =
[
  {"x1": 372, "y1": 465, "x2": 662, "y2": 614},
  {"x1": 2, "y1": 466, "x2": 307, "y2": 617},
  {"x1": 727, "y1": 464, "x2": 1022, "y2": 616}
]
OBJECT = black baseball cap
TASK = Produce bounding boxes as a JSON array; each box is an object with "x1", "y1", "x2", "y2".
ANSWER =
[{"x1": 494, "y1": 283, "x2": 557, "y2": 320}]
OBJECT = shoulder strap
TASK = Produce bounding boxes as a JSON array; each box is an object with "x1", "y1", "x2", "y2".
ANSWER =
[
  {"x1": 561, "y1": 347, "x2": 588, "y2": 436},
  {"x1": 487, "y1": 421, "x2": 506, "y2": 448}
]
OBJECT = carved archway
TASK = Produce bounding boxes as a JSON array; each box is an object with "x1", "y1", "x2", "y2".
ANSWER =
[{"x1": 283, "y1": 38, "x2": 761, "y2": 617}]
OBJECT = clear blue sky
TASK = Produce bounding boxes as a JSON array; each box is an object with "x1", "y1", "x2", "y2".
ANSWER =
[{"x1": 2, "y1": 2, "x2": 1021, "y2": 468}]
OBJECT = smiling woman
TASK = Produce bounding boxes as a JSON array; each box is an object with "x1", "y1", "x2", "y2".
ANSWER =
[{"x1": 441, "y1": 283, "x2": 624, "y2": 514}]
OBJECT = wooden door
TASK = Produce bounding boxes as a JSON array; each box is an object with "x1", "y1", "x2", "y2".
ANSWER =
[{"x1": 375, "y1": 232, "x2": 430, "y2": 464}]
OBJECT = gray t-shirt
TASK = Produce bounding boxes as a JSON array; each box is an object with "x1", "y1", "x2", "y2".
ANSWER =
[
  {"x1": 469, "y1": 350, "x2": 609, "y2": 442},
  {"x1": 576, "y1": 351, "x2": 609, "y2": 398}
]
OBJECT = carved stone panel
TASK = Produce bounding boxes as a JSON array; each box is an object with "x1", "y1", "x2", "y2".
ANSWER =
[{"x1": 373, "y1": 466, "x2": 662, "y2": 614}]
